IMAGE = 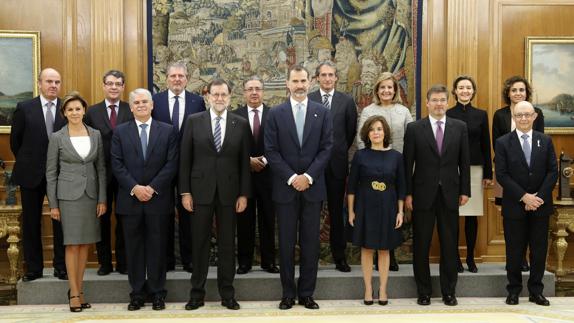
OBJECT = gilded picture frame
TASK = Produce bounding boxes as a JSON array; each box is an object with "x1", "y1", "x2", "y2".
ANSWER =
[
  {"x1": 0, "y1": 30, "x2": 41, "y2": 134},
  {"x1": 525, "y1": 36, "x2": 574, "y2": 134}
]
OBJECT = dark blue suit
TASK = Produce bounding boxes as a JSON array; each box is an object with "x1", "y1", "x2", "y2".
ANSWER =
[
  {"x1": 264, "y1": 99, "x2": 333, "y2": 298},
  {"x1": 152, "y1": 90, "x2": 205, "y2": 269},
  {"x1": 111, "y1": 119, "x2": 178, "y2": 300}
]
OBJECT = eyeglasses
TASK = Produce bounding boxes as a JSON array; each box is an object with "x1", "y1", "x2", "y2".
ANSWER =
[
  {"x1": 429, "y1": 98, "x2": 448, "y2": 104},
  {"x1": 104, "y1": 81, "x2": 124, "y2": 87},
  {"x1": 244, "y1": 87, "x2": 263, "y2": 92},
  {"x1": 513, "y1": 113, "x2": 535, "y2": 119},
  {"x1": 211, "y1": 93, "x2": 229, "y2": 99}
]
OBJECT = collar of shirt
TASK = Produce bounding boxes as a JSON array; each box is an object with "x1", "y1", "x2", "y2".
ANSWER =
[
  {"x1": 290, "y1": 97, "x2": 308, "y2": 109},
  {"x1": 429, "y1": 115, "x2": 446, "y2": 125},
  {"x1": 168, "y1": 89, "x2": 185, "y2": 101},
  {"x1": 40, "y1": 95, "x2": 56, "y2": 109},
  {"x1": 210, "y1": 108, "x2": 227, "y2": 121},
  {"x1": 248, "y1": 104, "x2": 263, "y2": 113},
  {"x1": 516, "y1": 128, "x2": 533, "y2": 144},
  {"x1": 105, "y1": 99, "x2": 120, "y2": 108},
  {"x1": 319, "y1": 89, "x2": 335, "y2": 98},
  {"x1": 135, "y1": 118, "x2": 152, "y2": 128}
]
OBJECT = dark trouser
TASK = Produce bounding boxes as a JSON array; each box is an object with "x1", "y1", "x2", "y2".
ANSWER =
[
  {"x1": 325, "y1": 170, "x2": 347, "y2": 262},
  {"x1": 190, "y1": 202, "x2": 236, "y2": 300},
  {"x1": 166, "y1": 212, "x2": 176, "y2": 269},
  {"x1": 121, "y1": 211, "x2": 168, "y2": 300},
  {"x1": 276, "y1": 194, "x2": 321, "y2": 298},
  {"x1": 413, "y1": 189, "x2": 459, "y2": 296},
  {"x1": 237, "y1": 178, "x2": 276, "y2": 268},
  {"x1": 96, "y1": 179, "x2": 126, "y2": 270},
  {"x1": 503, "y1": 214, "x2": 549, "y2": 295},
  {"x1": 21, "y1": 181, "x2": 66, "y2": 273},
  {"x1": 177, "y1": 198, "x2": 193, "y2": 267}
]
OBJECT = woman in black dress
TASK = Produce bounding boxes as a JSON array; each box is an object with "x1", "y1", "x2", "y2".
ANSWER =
[
  {"x1": 348, "y1": 115, "x2": 405, "y2": 306},
  {"x1": 446, "y1": 75, "x2": 492, "y2": 273}
]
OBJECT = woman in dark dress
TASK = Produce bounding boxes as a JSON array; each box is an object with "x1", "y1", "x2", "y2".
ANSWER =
[
  {"x1": 446, "y1": 75, "x2": 492, "y2": 273},
  {"x1": 348, "y1": 115, "x2": 405, "y2": 306}
]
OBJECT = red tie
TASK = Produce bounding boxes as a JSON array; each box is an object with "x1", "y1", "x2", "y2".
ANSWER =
[
  {"x1": 109, "y1": 105, "x2": 117, "y2": 129},
  {"x1": 252, "y1": 109, "x2": 260, "y2": 142}
]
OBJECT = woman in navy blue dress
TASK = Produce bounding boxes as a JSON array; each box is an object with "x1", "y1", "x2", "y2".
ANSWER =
[{"x1": 348, "y1": 115, "x2": 405, "y2": 306}]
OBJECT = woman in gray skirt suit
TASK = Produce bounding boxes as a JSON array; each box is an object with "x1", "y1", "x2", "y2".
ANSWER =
[{"x1": 46, "y1": 91, "x2": 106, "y2": 312}]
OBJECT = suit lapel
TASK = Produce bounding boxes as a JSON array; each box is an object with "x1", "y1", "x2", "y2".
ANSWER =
[
  {"x1": 442, "y1": 117, "x2": 454, "y2": 156},
  {"x1": 85, "y1": 126, "x2": 98, "y2": 160},
  {"x1": 98, "y1": 102, "x2": 114, "y2": 131},
  {"x1": 202, "y1": 112, "x2": 217, "y2": 153},
  {"x1": 530, "y1": 132, "x2": 542, "y2": 170},
  {"x1": 423, "y1": 118, "x2": 439, "y2": 156},
  {"x1": 221, "y1": 112, "x2": 238, "y2": 153},
  {"x1": 302, "y1": 103, "x2": 318, "y2": 146},
  {"x1": 127, "y1": 121, "x2": 145, "y2": 161},
  {"x1": 60, "y1": 125, "x2": 85, "y2": 161},
  {"x1": 283, "y1": 103, "x2": 300, "y2": 148},
  {"x1": 509, "y1": 131, "x2": 530, "y2": 169}
]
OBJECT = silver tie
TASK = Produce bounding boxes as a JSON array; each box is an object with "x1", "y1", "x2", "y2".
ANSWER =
[
  {"x1": 295, "y1": 103, "x2": 305, "y2": 145},
  {"x1": 45, "y1": 102, "x2": 54, "y2": 135}
]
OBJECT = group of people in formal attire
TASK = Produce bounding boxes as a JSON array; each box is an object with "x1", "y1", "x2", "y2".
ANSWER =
[{"x1": 10, "y1": 61, "x2": 557, "y2": 312}]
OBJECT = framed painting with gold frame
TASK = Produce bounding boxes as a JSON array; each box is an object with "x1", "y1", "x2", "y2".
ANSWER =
[
  {"x1": 525, "y1": 36, "x2": 574, "y2": 134},
  {"x1": 0, "y1": 30, "x2": 41, "y2": 134}
]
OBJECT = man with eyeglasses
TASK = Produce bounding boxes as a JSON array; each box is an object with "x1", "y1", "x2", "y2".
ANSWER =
[
  {"x1": 179, "y1": 79, "x2": 251, "y2": 310},
  {"x1": 403, "y1": 84, "x2": 470, "y2": 306},
  {"x1": 85, "y1": 69, "x2": 133, "y2": 276},
  {"x1": 495, "y1": 101, "x2": 557, "y2": 306},
  {"x1": 233, "y1": 76, "x2": 279, "y2": 275}
]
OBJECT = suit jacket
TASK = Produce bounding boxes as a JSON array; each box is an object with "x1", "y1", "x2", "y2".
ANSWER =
[
  {"x1": 152, "y1": 90, "x2": 206, "y2": 138},
  {"x1": 492, "y1": 105, "x2": 545, "y2": 149},
  {"x1": 403, "y1": 117, "x2": 471, "y2": 210},
  {"x1": 178, "y1": 110, "x2": 251, "y2": 206},
  {"x1": 264, "y1": 100, "x2": 333, "y2": 203},
  {"x1": 111, "y1": 119, "x2": 179, "y2": 215},
  {"x1": 495, "y1": 130, "x2": 557, "y2": 219},
  {"x1": 10, "y1": 96, "x2": 67, "y2": 188},
  {"x1": 46, "y1": 125, "x2": 106, "y2": 208},
  {"x1": 84, "y1": 100, "x2": 133, "y2": 184},
  {"x1": 308, "y1": 90, "x2": 357, "y2": 178}
]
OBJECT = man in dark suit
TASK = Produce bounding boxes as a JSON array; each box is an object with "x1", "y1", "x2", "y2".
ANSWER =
[
  {"x1": 10, "y1": 68, "x2": 68, "y2": 281},
  {"x1": 85, "y1": 69, "x2": 133, "y2": 276},
  {"x1": 265, "y1": 65, "x2": 333, "y2": 310},
  {"x1": 152, "y1": 61, "x2": 206, "y2": 273},
  {"x1": 233, "y1": 76, "x2": 279, "y2": 275},
  {"x1": 179, "y1": 79, "x2": 251, "y2": 311},
  {"x1": 111, "y1": 88, "x2": 178, "y2": 311},
  {"x1": 495, "y1": 101, "x2": 557, "y2": 306},
  {"x1": 403, "y1": 84, "x2": 470, "y2": 306},
  {"x1": 308, "y1": 61, "x2": 357, "y2": 273}
]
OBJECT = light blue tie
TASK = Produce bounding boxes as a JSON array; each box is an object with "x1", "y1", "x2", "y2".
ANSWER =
[
  {"x1": 521, "y1": 133, "x2": 531, "y2": 166},
  {"x1": 140, "y1": 124, "x2": 148, "y2": 160},
  {"x1": 214, "y1": 116, "x2": 222, "y2": 152},
  {"x1": 295, "y1": 103, "x2": 305, "y2": 145}
]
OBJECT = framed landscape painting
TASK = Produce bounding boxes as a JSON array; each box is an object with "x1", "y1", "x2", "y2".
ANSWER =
[
  {"x1": 525, "y1": 36, "x2": 574, "y2": 134},
  {"x1": 0, "y1": 30, "x2": 40, "y2": 134}
]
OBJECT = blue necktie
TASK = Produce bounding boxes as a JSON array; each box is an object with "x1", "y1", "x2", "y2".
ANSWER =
[
  {"x1": 140, "y1": 124, "x2": 148, "y2": 160},
  {"x1": 521, "y1": 133, "x2": 531, "y2": 166},
  {"x1": 172, "y1": 96, "x2": 180, "y2": 130},
  {"x1": 322, "y1": 93, "x2": 331, "y2": 110},
  {"x1": 214, "y1": 116, "x2": 222, "y2": 152},
  {"x1": 295, "y1": 103, "x2": 305, "y2": 145}
]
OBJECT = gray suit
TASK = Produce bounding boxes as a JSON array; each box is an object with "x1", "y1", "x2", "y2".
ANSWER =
[{"x1": 46, "y1": 124, "x2": 106, "y2": 245}]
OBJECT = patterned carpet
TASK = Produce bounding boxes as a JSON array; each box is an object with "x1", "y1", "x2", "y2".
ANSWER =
[{"x1": 1, "y1": 298, "x2": 574, "y2": 322}]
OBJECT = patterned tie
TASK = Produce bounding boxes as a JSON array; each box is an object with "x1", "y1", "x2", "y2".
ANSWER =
[
  {"x1": 214, "y1": 116, "x2": 222, "y2": 152},
  {"x1": 252, "y1": 108, "x2": 260, "y2": 143},
  {"x1": 172, "y1": 95, "x2": 180, "y2": 130},
  {"x1": 435, "y1": 120, "x2": 444, "y2": 155},
  {"x1": 322, "y1": 93, "x2": 331, "y2": 110},
  {"x1": 295, "y1": 103, "x2": 305, "y2": 145},
  {"x1": 521, "y1": 133, "x2": 531, "y2": 166},
  {"x1": 45, "y1": 101, "x2": 54, "y2": 135},
  {"x1": 109, "y1": 105, "x2": 117, "y2": 129},
  {"x1": 140, "y1": 124, "x2": 148, "y2": 160}
]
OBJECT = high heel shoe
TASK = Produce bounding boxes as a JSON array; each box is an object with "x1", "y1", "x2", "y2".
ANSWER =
[
  {"x1": 67, "y1": 290, "x2": 82, "y2": 312},
  {"x1": 466, "y1": 259, "x2": 478, "y2": 273},
  {"x1": 80, "y1": 292, "x2": 91, "y2": 309},
  {"x1": 378, "y1": 299, "x2": 388, "y2": 306},
  {"x1": 363, "y1": 290, "x2": 374, "y2": 306}
]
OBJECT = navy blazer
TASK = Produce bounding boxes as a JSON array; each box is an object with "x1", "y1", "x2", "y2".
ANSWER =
[
  {"x1": 111, "y1": 119, "x2": 179, "y2": 215},
  {"x1": 264, "y1": 100, "x2": 333, "y2": 203},
  {"x1": 495, "y1": 130, "x2": 557, "y2": 219},
  {"x1": 152, "y1": 90, "x2": 206, "y2": 139},
  {"x1": 10, "y1": 96, "x2": 67, "y2": 188}
]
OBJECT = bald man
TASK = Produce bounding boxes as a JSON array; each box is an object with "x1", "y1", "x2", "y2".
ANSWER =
[{"x1": 495, "y1": 101, "x2": 557, "y2": 306}]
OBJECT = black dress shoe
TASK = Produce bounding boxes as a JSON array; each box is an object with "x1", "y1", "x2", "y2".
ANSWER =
[
  {"x1": 279, "y1": 297, "x2": 295, "y2": 310},
  {"x1": 22, "y1": 272, "x2": 43, "y2": 282},
  {"x1": 54, "y1": 269, "x2": 68, "y2": 280},
  {"x1": 457, "y1": 259, "x2": 464, "y2": 273},
  {"x1": 505, "y1": 294, "x2": 519, "y2": 305},
  {"x1": 261, "y1": 264, "x2": 280, "y2": 274},
  {"x1": 389, "y1": 262, "x2": 399, "y2": 271},
  {"x1": 236, "y1": 265, "x2": 251, "y2": 275},
  {"x1": 97, "y1": 265, "x2": 113, "y2": 276},
  {"x1": 182, "y1": 263, "x2": 193, "y2": 273},
  {"x1": 466, "y1": 260, "x2": 478, "y2": 273},
  {"x1": 442, "y1": 294, "x2": 458, "y2": 306},
  {"x1": 116, "y1": 266, "x2": 128, "y2": 275},
  {"x1": 152, "y1": 298, "x2": 166, "y2": 310},
  {"x1": 335, "y1": 260, "x2": 351, "y2": 273},
  {"x1": 298, "y1": 296, "x2": 319, "y2": 309},
  {"x1": 128, "y1": 299, "x2": 144, "y2": 311},
  {"x1": 521, "y1": 261, "x2": 530, "y2": 272},
  {"x1": 529, "y1": 294, "x2": 550, "y2": 306},
  {"x1": 221, "y1": 298, "x2": 240, "y2": 310},
  {"x1": 185, "y1": 298, "x2": 204, "y2": 310},
  {"x1": 417, "y1": 295, "x2": 431, "y2": 305}
]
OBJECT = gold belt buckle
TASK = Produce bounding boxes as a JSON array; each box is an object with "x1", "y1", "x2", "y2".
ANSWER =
[{"x1": 371, "y1": 181, "x2": 386, "y2": 191}]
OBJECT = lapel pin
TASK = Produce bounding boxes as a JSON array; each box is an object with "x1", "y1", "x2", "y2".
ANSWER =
[
  {"x1": 314, "y1": 113, "x2": 318, "y2": 117},
  {"x1": 537, "y1": 140, "x2": 540, "y2": 147}
]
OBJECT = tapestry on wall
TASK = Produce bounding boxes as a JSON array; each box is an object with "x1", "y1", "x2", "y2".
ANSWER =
[{"x1": 149, "y1": 0, "x2": 422, "y2": 265}]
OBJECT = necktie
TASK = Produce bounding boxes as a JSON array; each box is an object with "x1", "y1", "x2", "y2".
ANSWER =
[
  {"x1": 172, "y1": 96, "x2": 180, "y2": 130},
  {"x1": 109, "y1": 105, "x2": 117, "y2": 129},
  {"x1": 322, "y1": 93, "x2": 331, "y2": 110},
  {"x1": 295, "y1": 103, "x2": 305, "y2": 145},
  {"x1": 140, "y1": 124, "x2": 148, "y2": 160},
  {"x1": 45, "y1": 101, "x2": 54, "y2": 135},
  {"x1": 521, "y1": 133, "x2": 531, "y2": 166},
  {"x1": 252, "y1": 108, "x2": 260, "y2": 143},
  {"x1": 435, "y1": 120, "x2": 444, "y2": 155},
  {"x1": 214, "y1": 116, "x2": 222, "y2": 152}
]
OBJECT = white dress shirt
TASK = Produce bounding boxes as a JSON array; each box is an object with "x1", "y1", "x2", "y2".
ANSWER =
[
  {"x1": 135, "y1": 118, "x2": 152, "y2": 143},
  {"x1": 515, "y1": 128, "x2": 533, "y2": 148},
  {"x1": 105, "y1": 99, "x2": 120, "y2": 119},
  {"x1": 287, "y1": 97, "x2": 312, "y2": 185},
  {"x1": 319, "y1": 89, "x2": 335, "y2": 107},
  {"x1": 210, "y1": 108, "x2": 227, "y2": 144},
  {"x1": 429, "y1": 115, "x2": 447, "y2": 138},
  {"x1": 40, "y1": 95, "x2": 57, "y2": 122},
  {"x1": 248, "y1": 104, "x2": 263, "y2": 132},
  {"x1": 168, "y1": 89, "x2": 186, "y2": 130}
]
